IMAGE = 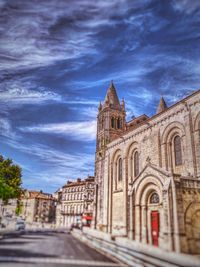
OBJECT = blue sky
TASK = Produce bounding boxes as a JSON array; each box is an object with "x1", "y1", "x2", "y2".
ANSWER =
[{"x1": 0, "y1": 0, "x2": 200, "y2": 193}]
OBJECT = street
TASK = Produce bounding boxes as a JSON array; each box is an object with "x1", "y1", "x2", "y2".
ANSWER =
[{"x1": 0, "y1": 230, "x2": 124, "y2": 267}]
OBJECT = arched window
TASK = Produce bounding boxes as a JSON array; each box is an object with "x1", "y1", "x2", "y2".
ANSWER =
[
  {"x1": 117, "y1": 118, "x2": 120, "y2": 129},
  {"x1": 120, "y1": 119, "x2": 122, "y2": 129},
  {"x1": 174, "y1": 135, "x2": 182, "y2": 166},
  {"x1": 118, "y1": 158, "x2": 122, "y2": 181},
  {"x1": 134, "y1": 151, "x2": 139, "y2": 177},
  {"x1": 150, "y1": 192, "x2": 159, "y2": 204},
  {"x1": 111, "y1": 117, "x2": 115, "y2": 128}
]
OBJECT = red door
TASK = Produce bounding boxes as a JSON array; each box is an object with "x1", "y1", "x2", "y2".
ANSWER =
[{"x1": 151, "y1": 211, "x2": 159, "y2": 246}]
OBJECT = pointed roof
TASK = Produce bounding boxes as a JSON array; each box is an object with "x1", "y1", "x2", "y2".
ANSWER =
[
  {"x1": 156, "y1": 97, "x2": 168, "y2": 114},
  {"x1": 98, "y1": 101, "x2": 102, "y2": 111},
  {"x1": 104, "y1": 81, "x2": 121, "y2": 109}
]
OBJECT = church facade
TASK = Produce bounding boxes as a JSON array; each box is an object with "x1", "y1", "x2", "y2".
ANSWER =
[{"x1": 94, "y1": 82, "x2": 200, "y2": 254}]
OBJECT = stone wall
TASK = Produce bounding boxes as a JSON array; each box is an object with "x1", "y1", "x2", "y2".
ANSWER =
[{"x1": 72, "y1": 227, "x2": 200, "y2": 267}]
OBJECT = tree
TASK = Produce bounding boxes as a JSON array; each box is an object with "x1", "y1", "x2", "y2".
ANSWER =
[{"x1": 0, "y1": 155, "x2": 22, "y2": 201}]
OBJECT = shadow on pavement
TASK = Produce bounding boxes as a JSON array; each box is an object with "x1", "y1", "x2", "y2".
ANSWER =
[
  {"x1": 0, "y1": 248, "x2": 57, "y2": 258},
  {"x1": 0, "y1": 241, "x2": 30, "y2": 245}
]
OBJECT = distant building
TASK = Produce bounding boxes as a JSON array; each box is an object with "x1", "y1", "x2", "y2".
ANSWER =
[
  {"x1": 21, "y1": 190, "x2": 56, "y2": 223},
  {"x1": 58, "y1": 176, "x2": 95, "y2": 227},
  {"x1": 0, "y1": 198, "x2": 18, "y2": 221}
]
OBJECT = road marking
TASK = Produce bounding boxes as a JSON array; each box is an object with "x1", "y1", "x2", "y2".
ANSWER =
[{"x1": 0, "y1": 256, "x2": 125, "y2": 266}]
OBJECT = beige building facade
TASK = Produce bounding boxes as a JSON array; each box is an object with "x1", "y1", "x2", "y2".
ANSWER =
[
  {"x1": 59, "y1": 176, "x2": 95, "y2": 227},
  {"x1": 21, "y1": 190, "x2": 56, "y2": 223},
  {"x1": 94, "y1": 83, "x2": 200, "y2": 254}
]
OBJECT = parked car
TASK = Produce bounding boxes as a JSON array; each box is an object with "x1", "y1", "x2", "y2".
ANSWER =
[
  {"x1": 0, "y1": 223, "x2": 6, "y2": 228},
  {"x1": 70, "y1": 222, "x2": 82, "y2": 230},
  {"x1": 15, "y1": 221, "x2": 25, "y2": 231}
]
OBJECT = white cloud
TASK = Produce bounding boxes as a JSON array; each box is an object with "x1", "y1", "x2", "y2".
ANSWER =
[
  {"x1": 19, "y1": 120, "x2": 97, "y2": 141},
  {"x1": 0, "y1": 118, "x2": 14, "y2": 138},
  {"x1": 0, "y1": 81, "x2": 62, "y2": 105},
  {"x1": 0, "y1": 0, "x2": 130, "y2": 73},
  {"x1": 172, "y1": 0, "x2": 200, "y2": 14}
]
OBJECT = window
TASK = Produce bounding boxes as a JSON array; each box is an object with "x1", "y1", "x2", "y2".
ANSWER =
[
  {"x1": 118, "y1": 158, "x2": 122, "y2": 181},
  {"x1": 120, "y1": 119, "x2": 122, "y2": 129},
  {"x1": 117, "y1": 118, "x2": 120, "y2": 129},
  {"x1": 150, "y1": 192, "x2": 159, "y2": 204},
  {"x1": 111, "y1": 117, "x2": 115, "y2": 128},
  {"x1": 174, "y1": 135, "x2": 182, "y2": 166},
  {"x1": 134, "y1": 151, "x2": 139, "y2": 177}
]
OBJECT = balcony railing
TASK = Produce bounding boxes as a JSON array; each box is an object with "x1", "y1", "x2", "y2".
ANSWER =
[{"x1": 60, "y1": 210, "x2": 83, "y2": 215}]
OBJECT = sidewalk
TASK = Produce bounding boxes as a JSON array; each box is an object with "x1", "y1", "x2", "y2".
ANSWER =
[{"x1": 0, "y1": 228, "x2": 17, "y2": 239}]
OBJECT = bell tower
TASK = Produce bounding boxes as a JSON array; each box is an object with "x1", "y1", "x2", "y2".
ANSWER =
[
  {"x1": 94, "y1": 81, "x2": 126, "y2": 230},
  {"x1": 96, "y1": 81, "x2": 126, "y2": 156}
]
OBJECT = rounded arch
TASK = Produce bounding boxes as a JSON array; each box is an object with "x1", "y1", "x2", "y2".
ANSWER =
[
  {"x1": 111, "y1": 148, "x2": 122, "y2": 163},
  {"x1": 161, "y1": 121, "x2": 186, "y2": 172},
  {"x1": 125, "y1": 141, "x2": 139, "y2": 157},
  {"x1": 184, "y1": 201, "x2": 200, "y2": 254},
  {"x1": 194, "y1": 111, "x2": 200, "y2": 131},
  {"x1": 140, "y1": 184, "x2": 162, "y2": 206},
  {"x1": 184, "y1": 201, "x2": 200, "y2": 223},
  {"x1": 193, "y1": 111, "x2": 200, "y2": 177},
  {"x1": 133, "y1": 176, "x2": 164, "y2": 247},
  {"x1": 111, "y1": 148, "x2": 123, "y2": 191},
  {"x1": 126, "y1": 141, "x2": 139, "y2": 182},
  {"x1": 135, "y1": 175, "x2": 163, "y2": 205},
  {"x1": 161, "y1": 121, "x2": 185, "y2": 144}
]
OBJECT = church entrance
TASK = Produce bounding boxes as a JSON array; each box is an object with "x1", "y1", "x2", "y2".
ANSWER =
[
  {"x1": 135, "y1": 182, "x2": 162, "y2": 248},
  {"x1": 151, "y1": 210, "x2": 159, "y2": 246}
]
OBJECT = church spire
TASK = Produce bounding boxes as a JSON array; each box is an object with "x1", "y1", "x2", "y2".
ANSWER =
[
  {"x1": 156, "y1": 97, "x2": 168, "y2": 114},
  {"x1": 104, "y1": 81, "x2": 121, "y2": 109}
]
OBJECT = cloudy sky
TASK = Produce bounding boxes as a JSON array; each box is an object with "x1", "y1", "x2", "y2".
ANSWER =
[{"x1": 0, "y1": 0, "x2": 200, "y2": 193}]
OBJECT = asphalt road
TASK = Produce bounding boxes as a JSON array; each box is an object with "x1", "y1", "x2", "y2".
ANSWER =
[{"x1": 0, "y1": 230, "x2": 125, "y2": 267}]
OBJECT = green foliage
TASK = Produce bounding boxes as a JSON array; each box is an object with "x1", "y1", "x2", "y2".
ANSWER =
[
  {"x1": 15, "y1": 201, "x2": 23, "y2": 216},
  {"x1": 0, "y1": 155, "x2": 22, "y2": 201}
]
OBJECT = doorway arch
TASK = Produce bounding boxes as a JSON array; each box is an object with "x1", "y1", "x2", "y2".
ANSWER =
[
  {"x1": 135, "y1": 176, "x2": 163, "y2": 247},
  {"x1": 185, "y1": 202, "x2": 200, "y2": 254}
]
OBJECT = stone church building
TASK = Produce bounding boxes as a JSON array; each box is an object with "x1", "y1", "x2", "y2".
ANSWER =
[{"x1": 94, "y1": 82, "x2": 200, "y2": 254}]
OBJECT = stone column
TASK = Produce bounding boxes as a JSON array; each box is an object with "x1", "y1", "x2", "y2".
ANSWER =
[
  {"x1": 171, "y1": 178, "x2": 181, "y2": 252},
  {"x1": 135, "y1": 204, "x2": 141, "y2": 242},
  {"x1": 194, "y1": 129, "x2": 200, "y2": 177},
  {"x1": 124, "y1": 156, "x2": 128, "y2": 236},
  {"x1": 162, "y1": 189, "x2": 171, "y2": 251},
  {"x1": 141, "y1": 205, "x2": 147, "y2": 243},
  {"x1": 129, "y1": 193, "x2": 134, "y2": 239}
]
